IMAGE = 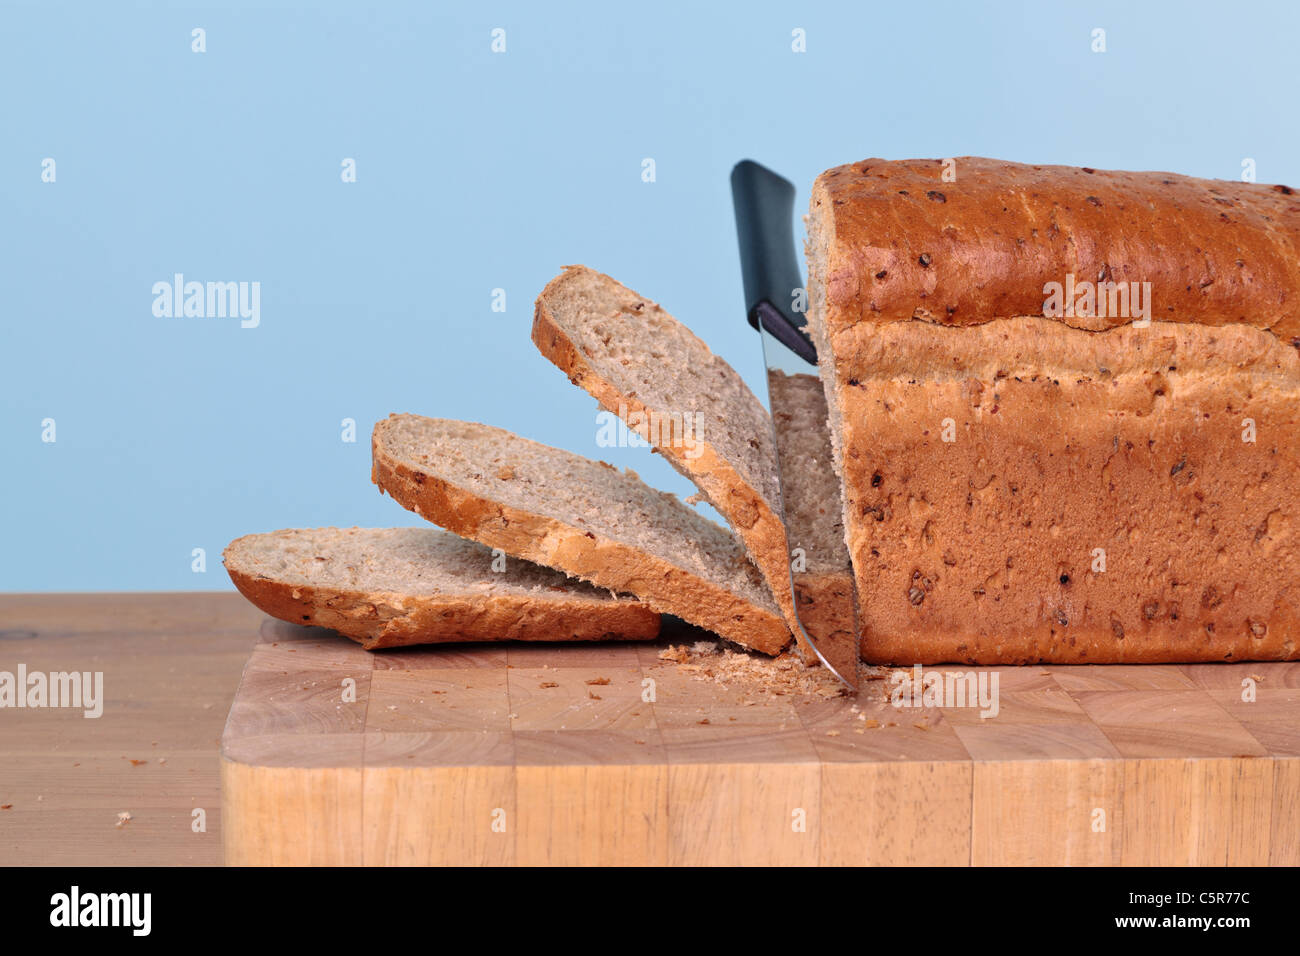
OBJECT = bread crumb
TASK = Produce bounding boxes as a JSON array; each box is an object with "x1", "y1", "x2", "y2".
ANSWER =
[
  {"x1": 539, "y1": 681, "x2": 559, "y2": 688},
  {"x1": 655, "y1": 642, "x2": 852, "y2": 700},
  {"x1": 584, "y1": 677, "x2": 611, "y2": 686},
  {"x1": 825, "y1": 730, "x2": 840, "y2": 737},
  {"x1": 115, "y1": 811, "x2": 132, "y2": 828},
  {"x1": 862, "y1": 718, "x2": 880, "y2": 729}
]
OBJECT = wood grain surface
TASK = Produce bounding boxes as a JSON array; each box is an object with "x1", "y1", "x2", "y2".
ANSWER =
[
  {"x1": 2, "y1": 594, "x2": 1294, "y2": 866},
  {"x1": 0, "y1": 593, "x2": 261, "y2": 866},
  {"x1": 223, "y1": 617, "x2": 1300, "y2": 866}
]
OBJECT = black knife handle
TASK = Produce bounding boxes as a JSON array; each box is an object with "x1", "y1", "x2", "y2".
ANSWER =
[{"x1": 730, "y1": 160, "x2": 817, "y2": 364}]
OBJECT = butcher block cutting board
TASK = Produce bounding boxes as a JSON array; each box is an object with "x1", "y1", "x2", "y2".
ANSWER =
[{"x1": 221, "y1": 618, "x2": 1300, "y2": 866}]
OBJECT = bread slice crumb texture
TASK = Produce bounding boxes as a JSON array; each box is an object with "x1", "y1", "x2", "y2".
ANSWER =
[
  {"x1": 223, "y1": 526, "x2": 660, "y2": 650},
  {"x1": 371, "y1": 414, "x2": 790, "y2": 654},
  {"x1": 532, "y1": 264, "x2": 801, "y2": 641}
]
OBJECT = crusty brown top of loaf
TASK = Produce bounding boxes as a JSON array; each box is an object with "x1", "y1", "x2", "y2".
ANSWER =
[{"x1": 811, "y1": 157, "x2": 1300, "y2": 340}]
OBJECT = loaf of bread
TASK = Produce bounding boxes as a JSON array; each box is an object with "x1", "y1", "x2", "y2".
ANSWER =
[{"x1": 806, "y1": 157, "x2": 1299, "y2": 664}]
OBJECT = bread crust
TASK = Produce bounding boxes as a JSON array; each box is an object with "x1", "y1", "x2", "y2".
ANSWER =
[
  {"x1": 226, "y1": 563, "x2": 658, "y2": 650},
  {"x1": 532, "y1": 265, "x2": 801, "y2": 645},
  {"x1": 813, "y1": 157, "x2": 1300, "y2": 338},
  {"x1": 371, "y1": 418, "x2": 791, "y2": 655}
]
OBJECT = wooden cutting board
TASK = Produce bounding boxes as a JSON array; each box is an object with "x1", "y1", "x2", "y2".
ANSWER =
[{"x1": 221, "y1": 618, "x2": 1300, "y2": 866}]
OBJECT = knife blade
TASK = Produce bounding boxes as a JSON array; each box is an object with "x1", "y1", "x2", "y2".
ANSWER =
[{"x1": 731, "y1": 160, "x2": 860, "y2": 691}]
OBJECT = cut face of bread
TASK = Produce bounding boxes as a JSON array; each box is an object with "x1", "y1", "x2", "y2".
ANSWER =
[
  {"x1": 223, "y1": 526, "x2": 660, "y2": 650},
  {"x1": 371, "y1": 414, "x2": 790, "y2": 654},
  {"x1": 767, "y1": 370, "x2": 851, "y2": 579},
  {"x1": 767, "y1": 370, "x2": 858, "y2": 676},
  {"x1": 532, "y1": 265, "x2": 801, "y2": 645}
]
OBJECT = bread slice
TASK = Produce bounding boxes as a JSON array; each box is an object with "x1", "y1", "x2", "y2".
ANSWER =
[
  {"x1": 371, "y1": 414, "x2": 790, "y2": 654},
  {"x1": 224, "y1": 526, "x2": 660, "y2": 650},
  {"x1": 767, "y1": 369, "x2": 858, "y2": 677},
  {"x1": 532, "y1": 265, "x2": 801, "y2": 646}
]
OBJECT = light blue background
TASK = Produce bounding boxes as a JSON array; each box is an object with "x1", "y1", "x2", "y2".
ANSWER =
[{"x1": 3, "y1": 0, "x2": 1297, "y2": 591}]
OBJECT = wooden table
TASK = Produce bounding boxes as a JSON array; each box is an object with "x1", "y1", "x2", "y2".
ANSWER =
[
  {"x1": 0, "y1": 593, "x2": 259, "y2": 865},
  {"x1": 3, "y1": 594, "x2": 1297, "y2": 865}
]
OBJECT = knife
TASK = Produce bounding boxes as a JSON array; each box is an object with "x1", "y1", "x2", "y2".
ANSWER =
[{"x1": 731, "y1": 160, "x2": 860, "y2": 691}]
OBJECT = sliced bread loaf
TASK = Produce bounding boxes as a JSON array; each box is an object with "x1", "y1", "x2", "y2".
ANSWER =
[
  {"x1": 371, "y1": 414, "x2": 790, "y2": 654},
  {"x1": 224, "y1": 526, "x2": 660, "y2": 650},
  {"x1": 532, "y1": 265, "x2": 801, "y2": 645}
]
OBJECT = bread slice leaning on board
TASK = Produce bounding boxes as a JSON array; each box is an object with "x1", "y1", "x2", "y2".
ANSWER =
[
  {"x1": 806, "y1": 157, "x2": 1300, "y2": 664},
  {"x1": 223, "y1": 526, "x2": 660, "y2": 650},
  {"x1": 370, "y1": 414, "x2": 791, "y2": 654},
  {"x1": 532, "y1": 264, "x2": 802, "y2": 646}
]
